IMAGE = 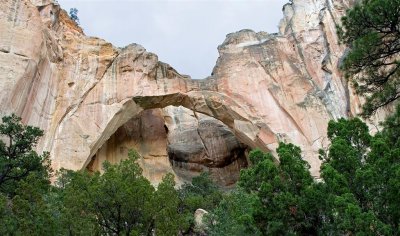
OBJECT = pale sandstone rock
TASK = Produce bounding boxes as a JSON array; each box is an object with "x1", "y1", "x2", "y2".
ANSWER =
[
  {"x1": 194, "y1": 208, "x2": 208, "y2": 233},
  {"x1": 0, "y1": 0, "x2": 386, "y2": 185}
]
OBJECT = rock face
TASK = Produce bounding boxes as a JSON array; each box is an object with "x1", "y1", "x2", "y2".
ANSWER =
[{"x1": 0, "y1": 0, "x2": 381, "y2": 185}]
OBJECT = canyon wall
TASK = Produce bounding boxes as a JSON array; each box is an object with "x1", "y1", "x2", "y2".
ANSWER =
[{"x1": 0, "y1": 0, "x2": 379, "y2": 185}]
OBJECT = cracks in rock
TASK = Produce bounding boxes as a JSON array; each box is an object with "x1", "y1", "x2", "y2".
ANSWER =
[
  {"x1": 56, "y1": 50, "x2": 121, "y2": 135},
  {"x1": 319, "y1": 4, "x2": 352, "y2": 118},
  {"x1": 246, "y1": 36, "x2": 309, "y2": 142},
  {"x1": 288, "y1": 22, "x2": 318, "y2": 88},
  {"x1": 0, "y1": 48, "x2": 10, "y2": 54},
  {"x1": 189, "y1": 96, "x2": 212, "y2": 164},
  {"x1": 1, "y1": 50, "x2": 30, "y2": 58},
  {"x1": 82, "y1": 51, "x2": 119, "y2": 91},
  {"x1": 312, "y1": 136, "x2": 324, "y2": 146},
  {"x1": 7, "y1": 0, "x2": 21, "y2": 27},
  {"x1": 147, "y1": 154, "x2": 168, "y2": 158},
  {"x1": 324, "y1": 0, "x2": 340, "y2": 26},
  {"x1": 285, "y1": 3, "x2": 342, "y2": 120},
  {"x1": 319, "y1": 6, "x2": 333, "y2": 74},
  {"x1": 13, "y1": 52, "x2": 28, "y2": 58},
  {"x1": 196, "y1": 123, "x2": 210, "y2": 159},
  {"x1": 266, "y1": 87, "x2": 307, "y2": 141},
  {"x1": 97, "y1": 51, "x2": 121, "y2": 80},
  {"x1": 324, "y1": 0, "x2": 352, "y2": 117},
  {"x1": 318, "y1": 13, "x2": 338, "y2": 119},
  {"x1": 343, "y1": 79, "x2": 352, "y2": 117}
]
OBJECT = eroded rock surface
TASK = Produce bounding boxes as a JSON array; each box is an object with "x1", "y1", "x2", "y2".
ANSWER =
[
  {"x1": 0, "y1": 0, "x2": 384, "y2": 184},
  {"x1": 165, "y1": 106, "x2": 249, "y2": 186}
]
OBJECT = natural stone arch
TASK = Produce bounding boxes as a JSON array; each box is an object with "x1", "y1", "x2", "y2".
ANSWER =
[
  {"x1": 82, "y1": 91, "x2": 278, "y2": 171},
  {"x1": 48, "y1": 44, "x2": 279, "y2": 172}
]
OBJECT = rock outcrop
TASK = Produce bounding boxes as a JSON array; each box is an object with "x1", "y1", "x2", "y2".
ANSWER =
[
  {"x1": 0, "y1": 0, "x2": 382, "y2": 185},
  {"x1": 194, "y1": 208, "x2": 209, "y2": 234}
]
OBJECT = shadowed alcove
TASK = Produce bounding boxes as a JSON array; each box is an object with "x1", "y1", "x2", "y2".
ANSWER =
[{"x1": 86, "y1": 106, "x2": 250, "y2": 187}]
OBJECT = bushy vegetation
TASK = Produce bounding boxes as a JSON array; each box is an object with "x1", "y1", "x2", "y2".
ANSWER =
[
  {"x1": 206, "y1": 109, "x2": 400, "y2": 235},
  {"x1": 0, "y1": 114, "x2": 54, "y2": 234},
  {"x1": 0, "y1": 115, "x2": 222, "y2": 235},
  {"x1": 55, "y1": 150, "x2": 185, "y2": 235}
]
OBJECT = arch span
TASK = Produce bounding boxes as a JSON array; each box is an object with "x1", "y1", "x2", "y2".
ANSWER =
[{"x1": 49, "y1": 45, "x2": 279, "y2": 172}]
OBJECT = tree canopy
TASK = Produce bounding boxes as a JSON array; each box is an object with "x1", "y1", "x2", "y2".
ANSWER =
[
  {"x1": 0, "y1": 115, "x2": 55, "y2": 234},
  {"x1": 206, "y1": 105, "x2": 400, "y2": 235},
  {"x1": 56, "y1": 150, "x2": 189, "y2": 235},
  {"x1": 0, "y1": 114, "x2": 51, "y2": 196},
  {"x1": 69, "y1": 8, "x2": 80, "y2": 25},
  {"x1": 338, "y1": 0, "x2": 400, "y2": 117}
]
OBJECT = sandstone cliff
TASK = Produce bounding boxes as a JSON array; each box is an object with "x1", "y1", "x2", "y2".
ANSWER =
[{"x1": 0, "y1": 0, "x2": 380, "y2": 185}]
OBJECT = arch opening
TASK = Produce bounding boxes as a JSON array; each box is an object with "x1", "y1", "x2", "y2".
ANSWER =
[{"x1": 87, "y1": 106, "x2": 251, "y2": 187}]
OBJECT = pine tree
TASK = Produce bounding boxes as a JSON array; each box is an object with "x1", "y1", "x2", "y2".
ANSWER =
[
  {"x1": 69, "y1": 8, "x2": 80, "y2": 25},
  {"x1": 338, "y1": 0, "x2": 400, "y2": 117}
]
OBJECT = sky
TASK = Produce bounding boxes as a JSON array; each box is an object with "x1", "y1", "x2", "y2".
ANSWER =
[{"x1": 57, "y1": 0, "x2": 288, "y2": 79}]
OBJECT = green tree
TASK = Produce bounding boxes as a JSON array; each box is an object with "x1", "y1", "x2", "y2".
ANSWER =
[
  {"x1": 54, "y1": 169, "x2": 99, "y2": 235},
  {"x1": 238, "y1": 144, "x2": 316, "y2": 235},
  {"x1": 153, "y1": 173, "x2": 185, "y2": 236},
  {"x1": 7, "y1": 175, "x2": 59, "y2": 235},
  {"x1": 60, "y1": 150, "x2": 155, "y2": 235},
  {"x1": 338, "y1": 0, "x2": 400, "y2": 116},
  {"x1": 178, "y1": 172, "x2": 223, "y2": 234},
  {"x1": 0, "y1": 114, "x2": 56, "y2": 235},
  {"x1": 59, "y1": 150, "x2": 187, "y2": 235},
  {"x1": 69, "y1": 8, "x2": 80, "y2": 25},
  {"x1": 210, "y1": 129, "x2": 397, "y2": 235},
  {"x1": 324, "y1": 118, "x2": 371, "y2": 190},
  {"x1": 0, "y1": 114, "x2": 51, "y2": 196},
  {"x1": 206, "y1": 190, "x2": 261, "y2": 236},
  {"x1": 321, "y1": 114, "x2": 400, "y2": 234}
]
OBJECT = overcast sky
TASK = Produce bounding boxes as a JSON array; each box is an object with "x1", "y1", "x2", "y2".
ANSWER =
[{"x1": 57, "y1": 0, "x2": 288, "y2": 79}]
